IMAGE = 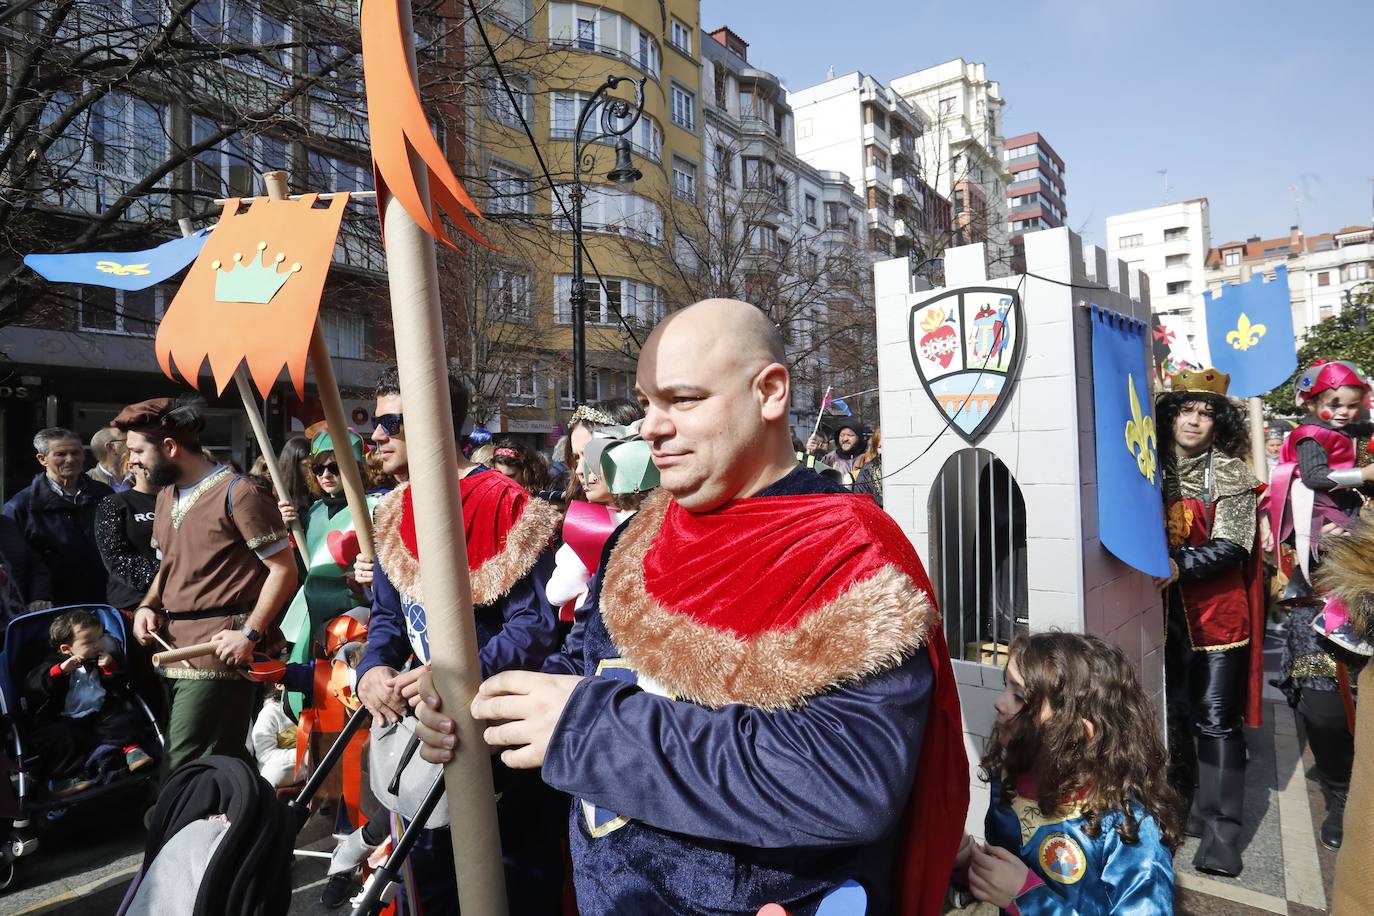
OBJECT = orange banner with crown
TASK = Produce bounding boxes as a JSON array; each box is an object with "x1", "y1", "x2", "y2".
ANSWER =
[{"x1": 155, "y1": 193, "x2": 351, "y2": 399}]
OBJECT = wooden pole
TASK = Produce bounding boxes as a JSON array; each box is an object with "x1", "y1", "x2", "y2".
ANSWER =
[
  {"x1": 176, "y1": 217, "x2": 308, "y2": 559},
  {"x1": 1233, "y1": 265, "x2": 1269, "y2": 481},
  {"x1": 376, "y1": 2, "x2": 507, "y2": 912},
  {"x1": 261, "y1": 172, "x2": 375, "y2": 561}
]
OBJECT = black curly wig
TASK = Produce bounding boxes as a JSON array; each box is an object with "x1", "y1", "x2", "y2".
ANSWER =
[{"x1": 1155, "y1": 391, "x2": 1250, "y2": 461}]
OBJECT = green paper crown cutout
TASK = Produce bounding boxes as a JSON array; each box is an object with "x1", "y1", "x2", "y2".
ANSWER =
[
  {"x1": 582, "y1": 421, "x2": 659, "y2": 495},
  {"x1": 212, "y1": 241, "x2": 302, "y2": 304},
  {"x1": 311, "y1": 428, "x2": 366, "y2": 462}
]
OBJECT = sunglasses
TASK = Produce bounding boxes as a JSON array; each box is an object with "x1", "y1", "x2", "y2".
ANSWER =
[
  {"x1": 371, "y1": 413, "x2": 404, "y2": 436},
  {"x1": 312, "y1": 462, "x2": 341, "y2": 477}
]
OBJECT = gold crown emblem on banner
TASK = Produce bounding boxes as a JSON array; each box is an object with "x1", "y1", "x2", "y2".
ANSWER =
[{"x1": 1171, "y1": 368, "x2": 1231, "y2": 397}]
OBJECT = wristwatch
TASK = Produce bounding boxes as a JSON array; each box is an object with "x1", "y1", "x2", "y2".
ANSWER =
[{"x1": 241, "y1": 626, "x2": 262, "y2": 644}]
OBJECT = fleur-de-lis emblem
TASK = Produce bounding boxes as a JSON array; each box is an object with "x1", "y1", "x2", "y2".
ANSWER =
[
  {"x1": 95, "y1": 260, "x2": 151, "y2": 277},
  {"x1": 1226, "y1": 312, "x2": 1266, "y2": 351},
  {"x1": 1123, "y1": 374, "x2": 1157, "y2": 484}
]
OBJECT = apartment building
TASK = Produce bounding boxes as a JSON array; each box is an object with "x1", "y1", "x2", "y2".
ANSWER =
[
  {"x1": 1205, "y1": 224, "x2": 1374, "y2": 341},
  {"x1": 1106, "y1": 199, "x2": 1212, "y2": 363},
  {"x1": 472, "y1": 0, "x2": 702, "y2": 447},
  {"x1": 890, "y1": 59, "x2": 1010, "y2": 262},
  {"x1": 699, "y1": 27, "x2": 872, "y2": 433},
  {"x1": 1003, "y1": 132, "x2": 1066, "y2": 238},
  {"x1": 788, "y1": 72, "x2": 950, "y2": 267}
]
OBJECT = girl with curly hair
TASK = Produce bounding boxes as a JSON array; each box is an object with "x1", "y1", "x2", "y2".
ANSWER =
[{"x1": 955, "y1": 632, "x2": 1179, "y2": 913}]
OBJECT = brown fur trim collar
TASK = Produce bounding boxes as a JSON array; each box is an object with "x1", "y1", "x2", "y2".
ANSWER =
[
  {"x1": 372, "y1": 482, "x2": 561, "y2": 607},
  {"x1": 599, "y1": 493, "x2": 937, "y2": 711}
]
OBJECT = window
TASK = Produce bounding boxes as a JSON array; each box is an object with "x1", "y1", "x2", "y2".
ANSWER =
[
  {"x1": 320, "y1": 310, "x2": 365, "y2": 360},
  {"x1": 825, "y1": 202, "x2": 848, "y2": 228},
  {"x1": 713, "y1": 64, "x2": 728, "y2": 109},
  {"x1": 1118, "y1": 233, "x2": 1143, "y2": 249},
  {"x1": 804, "y1": 194, "x2": 818, "y2": 226},
  {"x1": 487, "y1": 267, "x2": 531, "y2": 320},
  {"x1": 671, "y1": 157, "x2": 697, "y2": 203},
  {"x1": 738, "y1": 89, "x2": 757, "y2": 120},
  {"x1": 1166, "y1": 281, "x2": 1190, "y2": 296},
  {"x1": 714, "y1": 144, "x2": 734, "y2": 186},
  {"x1": 743, "y1": 157, "x2": 775, "y2": 189},
  {"x1": 747, "y1": 224, "x2": 778, "y2": 253},
  {"x1": 671, "y1": 84, "x2": 695, "y2": 131},
  {"x1": 507, "y1": 365, "x2": 539, "y2": 406},
  {"x1": 79, "y1": 285, "x2": 166, "y2": 336},
  {"x1": 485, "y1": 75, "x2": 532, "y2": 128},
  {"x1": 485, "y1": 0, "x2": 532, "y2": 37},
  {"x1": 1318, "y1": 272, "x2": 1331, "y2": 287},
  {"x1": 634, "y1": 30, "x2": 660, "y2": 76},
  {"x1": 867, "y1": 147, "x2": 888, "y2": 173},
  {"x1": 488, "y1": 163, "x2": 532, "y2": 214},
  {"x1": 1262, "y1": 245, "x2": 1289, "y2": 256},
  {"x1": 555, "y1": 185, "x2": 663, "y2": 241},
  {"x1": 1347, "y1": 263, "x2": 1371, "y2": 282},
  {"x1": 555, "y1": 276, "x2": 663, "y2": 324},
  {"x1": 1223, "y1": 250, "x2": 1240, "y2": 267},
  {"x1": 775, "y1": 178, "x2": 790, "y2": 212},
  {"x1": 576, "y1": 17, "x2": 594, "y2": 49},
  {"x1": 1165, "y1": 254, "x2": 1189, "y2": 268},
  {"x1": 938, "y1": 96, "x2": 955, "y2": 116},
  {"x1": 670, "y1": 17, "x2": 692, "y2": 54},
  {"x1": 1164, "y1": 226, "x2": 1188, "y2": 242}
]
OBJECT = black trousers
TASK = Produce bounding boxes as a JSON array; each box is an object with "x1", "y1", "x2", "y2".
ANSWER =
[
  {"x1": 1165, "y1": 592, "x2": 1249, "y2": 789},
  {"x1": 29, "y1": 696, "x2": 150, "y2": 780},
  {"x1": 1296, "y1": 686, "x2": 1354, "y2": 793}
]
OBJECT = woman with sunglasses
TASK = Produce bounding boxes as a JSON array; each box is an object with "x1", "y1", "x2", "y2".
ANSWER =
[{"x1": 277, "y1": 428, "x2": 379, "y2": 718}]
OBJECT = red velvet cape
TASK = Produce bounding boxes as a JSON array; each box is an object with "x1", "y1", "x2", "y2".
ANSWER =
[
  {"x1": 642, "y1": 493, "x2": 969, "y2": 916},
  {"x1": 397, "y1": 470, "x2": 528, "y2": 567}
]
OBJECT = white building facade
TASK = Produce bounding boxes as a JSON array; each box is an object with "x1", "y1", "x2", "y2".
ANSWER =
[
  {"x1": 787, "y1": 70, "x2": 942, "y2": 262},
  {"x1": 890, "y1": 59, "x2": 1010, "y2": 262},
  {"x1": 1106, "y1": 199, "x2": 1212, "y2": 363}
]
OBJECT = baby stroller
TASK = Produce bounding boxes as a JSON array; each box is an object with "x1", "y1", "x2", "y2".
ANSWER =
[{"x1": 0, "y1": 604, "x2": 166, "y2": 892}]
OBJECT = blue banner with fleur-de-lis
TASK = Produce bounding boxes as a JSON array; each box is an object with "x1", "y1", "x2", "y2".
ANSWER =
[
  {"x1": 1203, "y1": 265, "x2": 1296, "y2": 398},
  {"x1": 1090, "y1": 304, "x2": 1171, "y2": 578},
  {"x1": 23, "y1": 230, "x2": 209, "y2": 292}
]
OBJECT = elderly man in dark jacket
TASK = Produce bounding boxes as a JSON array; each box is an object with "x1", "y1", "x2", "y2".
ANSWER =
[{"x1": 2, "y1": 428, "x2": 112, "y2": 607}]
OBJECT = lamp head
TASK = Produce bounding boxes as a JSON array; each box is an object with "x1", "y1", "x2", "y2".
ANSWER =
[{"x1": 607, "y1": 139, "x2": 642, "y2": 187}]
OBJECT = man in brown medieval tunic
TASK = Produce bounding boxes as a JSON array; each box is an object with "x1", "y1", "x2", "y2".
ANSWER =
[{"x1": 117, "y1": 397, "x2": 298, "y2": 773}]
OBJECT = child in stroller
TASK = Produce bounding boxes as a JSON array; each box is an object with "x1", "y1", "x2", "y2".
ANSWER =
[{"x1": 22, "y1": 608, "x2": 157, "y2": 795}]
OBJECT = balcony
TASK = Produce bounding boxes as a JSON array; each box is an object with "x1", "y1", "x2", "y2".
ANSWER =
[
  {"x1": 863, "y1": 165, "x2": 892, "y2": 189},
  {"x1": 889, "y1": 135, "x2": 916, "y2": 159},
  {"x1": 867, "y1": 207, "x2": 893, "y2": 235},
  {"x1": 862, "y1": 121, "x2": 890, "y2": 147},
  {"x1": 894, "y1": 218, "x2": 910, "y2": 239},
  {"x1": 892, "y1": 177, "x2": 923, "y2": 207}
]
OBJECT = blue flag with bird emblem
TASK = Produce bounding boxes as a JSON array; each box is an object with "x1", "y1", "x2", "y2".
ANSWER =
[
  {"x1": 1091, "y1": 304, "x2": 1170, "y2": 578},
  {"x1": 23, "y1": 230, "x2": 209, "y2": 292},
  {"x1": 1203, "y1": 265, "x2": 1296, "y2": 397}
]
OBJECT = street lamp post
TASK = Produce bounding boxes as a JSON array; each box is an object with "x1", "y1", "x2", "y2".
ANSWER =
[
  {"x1": 1343, "y1": 280, "x2": 1374, "y2": 330},
  {"x1": 569, "y1": 75, "x2": 646, "y2": 404}
]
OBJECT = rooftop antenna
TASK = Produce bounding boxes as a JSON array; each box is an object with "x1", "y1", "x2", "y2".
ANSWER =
[
  {"x1": 827, "y1": 64, "x2": 835, "y2": 80},
  {"x1": 1156, "y1": 168, "x2": 1171, "y2": 203},
  {"x1": 1288, "y1": 184, "x2": 1303, "y2": 232}
]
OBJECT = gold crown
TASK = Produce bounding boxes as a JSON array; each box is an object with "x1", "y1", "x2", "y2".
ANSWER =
[{"x1": 1171, "y1": 367, "x2": 1231, "y2": 397}]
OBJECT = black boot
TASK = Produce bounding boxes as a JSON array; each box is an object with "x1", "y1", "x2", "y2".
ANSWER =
[
  {"x1": 1192, "y1": 736, "x2": 1247, "y2": 877},
  {"x1": 1321, "y1": 785, "x2": 1347, "y2": 850}
]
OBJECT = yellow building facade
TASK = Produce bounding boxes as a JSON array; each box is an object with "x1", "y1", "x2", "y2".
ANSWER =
[{"x1": 472, "y1": 0, "x2": 703, "y2": 447}]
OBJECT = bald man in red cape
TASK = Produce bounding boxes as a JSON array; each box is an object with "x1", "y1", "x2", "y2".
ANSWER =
[{"x1": 407, "y1": 300, "x2": 968, "y2": 915}]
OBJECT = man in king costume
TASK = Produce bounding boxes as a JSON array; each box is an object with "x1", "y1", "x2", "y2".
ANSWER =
[
  {"x1": 408, "y1": 299, "x2": 968, "y2": 915},
  {"x1": 122, "y1": 397, "x2": 298, "y2": 773},
  {"x1": 353, "y1": 365, "x2": 563, "y2": 914},
  {"x1": 1155, "y1": 368, "x2": 1265, "y2": 878}
]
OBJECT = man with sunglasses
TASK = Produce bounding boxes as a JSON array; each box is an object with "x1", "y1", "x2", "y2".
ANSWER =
[{"x1": 352, "y1": 364, "x2": 563, "y2": 914}]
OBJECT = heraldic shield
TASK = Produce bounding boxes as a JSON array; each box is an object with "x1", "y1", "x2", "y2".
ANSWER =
[{"x1": 908, "y1": 286, "x2": 1025, "y2": 444}]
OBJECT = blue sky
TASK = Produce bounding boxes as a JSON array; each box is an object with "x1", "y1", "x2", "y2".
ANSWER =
[{"x1": 699, "y1": 0, "x2": 1374, "y2": 246}]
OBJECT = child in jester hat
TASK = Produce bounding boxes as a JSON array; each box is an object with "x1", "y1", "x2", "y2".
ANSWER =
[
  {"x1": 1268, "y1": 359, "x2": 1374, "y2": 655},
  {"x1": 954, "y1": 633, "x2": 1179, "y2": 914}
]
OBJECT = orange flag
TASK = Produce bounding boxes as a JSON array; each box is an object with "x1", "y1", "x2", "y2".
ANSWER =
[
  {"x1": 361, "y1": 0, "x2": 493, "y2": 251},
  {"x1": 155, "y1": 194, "x2": 350, "y2": 398}
]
